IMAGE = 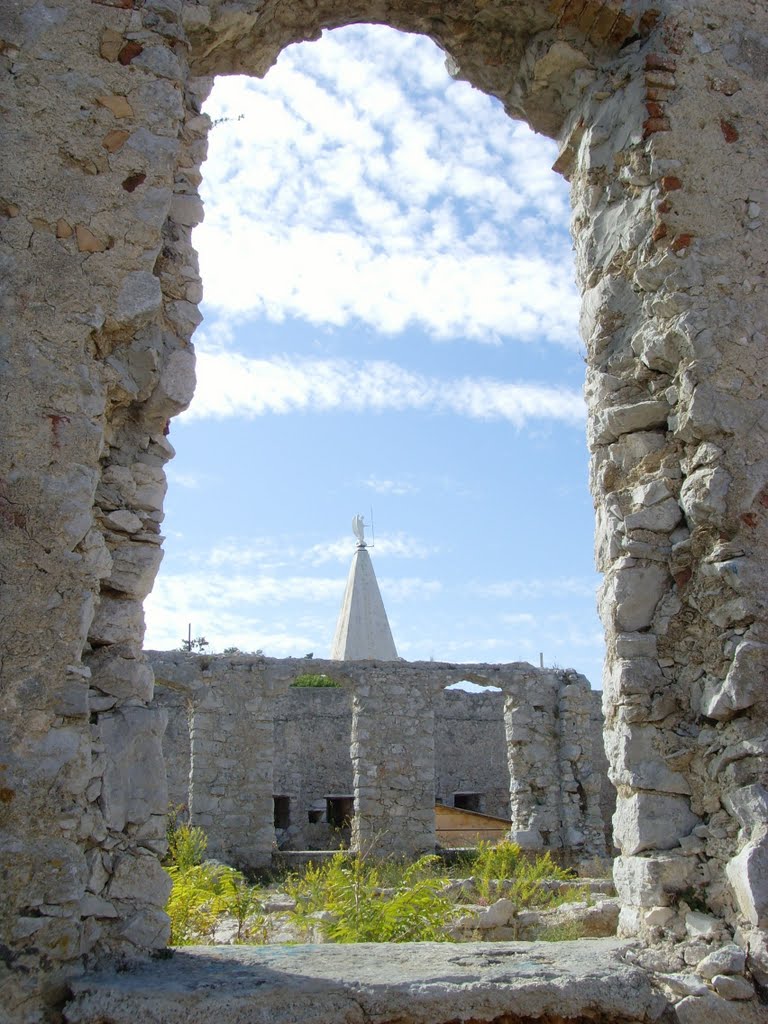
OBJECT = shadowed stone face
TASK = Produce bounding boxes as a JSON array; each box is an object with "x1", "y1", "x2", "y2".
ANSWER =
[{"x1": 2, "y1": 0, "x2": 768, "y2": 1018}]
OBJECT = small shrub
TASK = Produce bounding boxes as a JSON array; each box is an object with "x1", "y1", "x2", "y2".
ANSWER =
[
  {"x1": 164, "y1": 822, "x2": 266, "y2": 945},
  {"x1": 167, "y1": 823, "x2": 208, "y2": 871},
  {"x1": 291, "y1": 674, "x2": 340, "y2": 687},
  {"x1": 535, "y1": 920, "x2": 589, "y2": 942},
  {"x1": 285, "y1": 852, "x2": 457, "y2": 943}
]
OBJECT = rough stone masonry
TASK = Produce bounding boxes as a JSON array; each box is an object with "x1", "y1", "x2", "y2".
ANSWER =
[
  {"x1": 150, "y1": 652, "x2": 610, "y2": 865},
  {"x1": 1, "y1": 0, "x2": 768, "y2": 1019}
]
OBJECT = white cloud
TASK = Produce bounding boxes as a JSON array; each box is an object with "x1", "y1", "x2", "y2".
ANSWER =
[
  {"x1": 202, "y1": 531, "x2": 434, "y2": 570},
  {"x1": 184, "y1": 351, "x2": 585, "y2": 426},
  {"x1": 166, "y1": 468, "x2": 204, "y2": 489},
  {"x1": 304, "y1": 532, "x2": 435, "y2": 565},
  {"x1": 363, "y1": 476, "x2": 419, "y2": 496},
  {"x1": 194, "y1": 25, "x2": 578, "y2": 347},
  {"x1": 471, "y1": 576, "x2": 600, "y2": 600}
]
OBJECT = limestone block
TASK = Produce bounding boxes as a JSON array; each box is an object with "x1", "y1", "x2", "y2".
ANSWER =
[
  {"x1": 131, "y1": 463, "x2": 167, "y2": 512},
  {"x1": 631, "y1": 322, "x2": 686, "y2": 372},
  {"x1": 593, "y1": 400, "x2": 670, "y2": 445},
  {"x1": 605, "y1": 723, "x2": 691, "y2": 795},
  {"x1": 113, "y1": 272, "x2": 162, "y2": 328},
  {"x1": 613, "y1": 793, "x2": 700, "y2": 855},
  {"x1": 86, "y1": 645, "x2": 154, "y2": 702},
  {"x1": 108, "y1": 853, "x2": 172, "y2": 908},
  {"x1": 107, "y1": 538, "x2": 164, "y2": 599},
  {"x1": 116, "y1": 906, "x2": 171, "y2": 950},
  {"x1": 615, "y1": 633, "x2": 658, "y2": 658},
  {"x1": 599, "y1": 564, "x2": 669, "y2": 632},
  {"x1": 603, "y1": 656, "x2": 663, "y2": 700},
  {"x1": 46, "y1": 465, "x2": 99, "y2": 550},
  {"x1": 80, "y1": 893, "x2": 118, "y2": 919},
  {"x1": 726, "y1": 838, "x2": 768, "y2": 927},
  {"x1": 624, "y1": 498, "x2": 682, "y2": 533},
  {"x1": 1, "y1": 837, "x2": 86, "y2": 907},
  {"x1": 679, "y1": 466, "x2": 730, "y2": 527},
  {"x1": 642, "y1": 906, "x2": 675, "y2": 928},
  {"x1": 104, "y1": 510, "x2": 143, "y2": 534},
  {"x1": 711, "y1": 975, "x2": 755, "y2": 1000},
  {"x1": 509, "y1": 828, "x2": 543, "y2": 849},
  {"x1": 34, "y1": 723, "x2": 91, "y2": 793},
  {"x1": 170, "y1": 193, "x2": 205, "y2": 226},
  {"x1": 657, "y1": 973, "x2": 709, "y2": 997},
  {"x1": 88, "y1": 595, "x2": 144, "y2": 645},
  {"x1": 148, "y1": 346, "x2": 196, "y2": 414},
  {"x1": 98, "y1": 707, "x2": 169, "y2": 832},
  {"x1": 674, "y1": 991, "x2": 764, "y2": 1024},
  {"x1": 696, "y1": 944, "x2": 746, "y2": 979},
  {"x1": 685, "y1": 911, "x2": 720, "y2": 940},
  {"x1": 616, "y1": 905, "x2": 641, "y2": 937},
  {"x1": 613, "y1": 854, "x2": 695, "y2": 907},
  {"x1": 12, "y1": 917, "x2": 81, "y2": 960},
  {"x1": 701, "y1": 641, "x2": 768, "y2": 721},
  {"x1": 78, "y1": 527, "x2": 113, "y2": 579},
  {"x1": 723, "y1": 783, "x2": 768, "y2": 835}
]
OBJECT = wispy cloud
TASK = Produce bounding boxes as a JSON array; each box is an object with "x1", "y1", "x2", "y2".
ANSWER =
[
  {"x1": 195, "y1": 26, "x2": 578, "y2": 347},
  {"x1": 184, "y1": 352, "x2": 585, "y2": 426},
  {"x1": 363, "y1": 476, "x2": 419, "y2": 496},
  {"x1": 471, "y1": 577, "x2": 600, "y2": 600},
  {"x1": 305, "y1": 532, "x2": 437, "y2": 565},
  {"x1": 204, "y1": 531, "x2": 435, "y2": 570}
]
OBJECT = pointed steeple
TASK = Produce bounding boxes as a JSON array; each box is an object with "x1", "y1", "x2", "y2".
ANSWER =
[{"x1": 330, "y1": 516, "x2": 398, "y2": 661}]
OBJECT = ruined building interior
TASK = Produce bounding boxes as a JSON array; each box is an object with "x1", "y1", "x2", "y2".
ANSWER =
[{"x1": 2, "y1": 0, "x2": 768, "y2": 1021}]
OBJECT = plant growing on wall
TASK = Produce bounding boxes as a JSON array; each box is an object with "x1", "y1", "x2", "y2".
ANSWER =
[{"x1": 291, "y1": 673, "x2": 340, "y2": 687}]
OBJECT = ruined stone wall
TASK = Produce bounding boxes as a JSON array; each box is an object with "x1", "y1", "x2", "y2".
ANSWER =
[
  {"x1": 435, "y1": 689, "x2": 511, "y2": 819},
  {"x1": 3, "y1": 0, "x2": 768, "y2": 1017},
  {"x1": 159, "y1": 677, "x2": 602, "y2": 850},
  {"x1": 151, "y1": 653, "x2": 607, "y2": 865},
  {"x1": 273, "y1": 687, "x2": 354, "y2": 841}
]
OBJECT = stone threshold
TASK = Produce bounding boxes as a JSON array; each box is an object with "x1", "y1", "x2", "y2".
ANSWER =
[{"x1": 64, "y1": 938, "x2": 667, "y2": 1023}]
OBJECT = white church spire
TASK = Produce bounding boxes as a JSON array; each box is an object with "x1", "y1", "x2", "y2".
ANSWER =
[{"x1": 330, "y1": 515, "x2": 398, "y2": 661}]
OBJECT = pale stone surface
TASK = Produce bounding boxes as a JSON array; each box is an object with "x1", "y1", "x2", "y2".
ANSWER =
[
  {"x1": 613, "y1": 794, "x2": 699, "y2": 856},
  {"x1": 673, "y1": 991, "x2": 766, "y2": 1024},
  {"x1": 3, "y1": 0, "x2": 768, "y2": 1016},
  {"x1": 64, "y1": 940, "x2": 668, "y2": 1024},
  {"x1": 330, "y1": 545, "x2": 398, "y2": 661},
  {"x1": 726, "y1": 839, "x2": 768, "y2": 928},
  {"x1": 695, "y1": 943, "x2": 746, "y2": 980},
  {"x1": 711, "y1": 974, "x2": 755, "y2": 1000},
  {"x1": 613, "y1": 855, "x2": 697, "y2": 908},
  {"x1": 153, "y1": 654, "x2": 609, "y2": 864}
]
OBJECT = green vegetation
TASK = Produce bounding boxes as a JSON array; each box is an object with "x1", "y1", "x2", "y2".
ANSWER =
[
  {"x1": 163, "y1": 823, "x2": 595, "y2": 947},
  {"x1": 291, "y1": 673, "x2": 340, "y2": 687},
  {"x1": 284, "y1": 852, "x2": 456, "y2": 942},
  {"x1": 536, "y1": 920, "x2": 590, "y2": 942},
  {"x1": 456, "y1": 840, "x2": 587, "y2": 909},
  {"x1": 164, "y1": 823, "x2": 266, "y2": 944}
]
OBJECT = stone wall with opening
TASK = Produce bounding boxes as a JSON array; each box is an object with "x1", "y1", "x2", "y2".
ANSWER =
[
  {"x1": 2, "y1": 0, "x2": 768, "y2": 1017},
  {"x1": 151, "y1": 653, "x2": 613, "y2": 855}
]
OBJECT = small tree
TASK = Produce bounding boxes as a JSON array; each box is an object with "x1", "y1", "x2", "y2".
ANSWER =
[{"x1": 180, "y1": 635, "x2": 209, "y2": 653}]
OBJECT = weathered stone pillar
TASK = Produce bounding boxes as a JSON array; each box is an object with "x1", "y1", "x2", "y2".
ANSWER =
[
  {"x1": 189, "y1": 666, "x2": 275, "y2": 870},
  {"x1": 504, "y1": 673, "x2": 561, "y2": 849},
  {"x1": 350, "y1": 667, "x2": 436, "y2": 856},
  {"x1": 557, "y1": 672, "x2": 608, "y2": 859},
  {"x1": 560, "y1": 1, "x2": 768, "y2": 954}
]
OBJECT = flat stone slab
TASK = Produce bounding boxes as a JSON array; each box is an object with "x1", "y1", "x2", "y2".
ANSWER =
[{"x1": 65, "y1": 939, "x2": 668, "y2": 1023}]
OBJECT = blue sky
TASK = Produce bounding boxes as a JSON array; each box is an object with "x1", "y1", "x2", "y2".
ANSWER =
[{"x1": 143, "y1": 25, "x2": 605, "y2": 685}]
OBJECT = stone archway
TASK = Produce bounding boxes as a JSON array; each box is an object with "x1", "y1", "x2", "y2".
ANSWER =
[{"x1": 2, "y1": 0, "x2": 768, "y2": 1014}]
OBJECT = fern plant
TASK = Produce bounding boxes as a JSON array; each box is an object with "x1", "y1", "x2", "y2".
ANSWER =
[{"x1": 285, "y1": 852, "x2": 457, "y2": 943}]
